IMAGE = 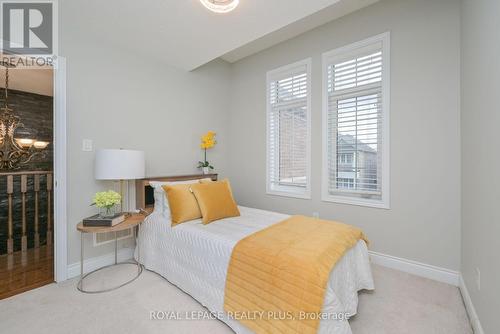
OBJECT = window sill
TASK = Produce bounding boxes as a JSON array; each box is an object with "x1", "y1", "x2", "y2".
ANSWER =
[
  {"x1": 266, "y1": 188, "x2": 311, "y2": 200},
  {"x1": 322, "y1": 193, "x2": 390, "y2": 209}
]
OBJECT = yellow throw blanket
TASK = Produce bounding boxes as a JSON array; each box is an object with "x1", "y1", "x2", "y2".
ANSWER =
[{"x1": 224, "y1": 215, "x2": 368, "y2": 334}]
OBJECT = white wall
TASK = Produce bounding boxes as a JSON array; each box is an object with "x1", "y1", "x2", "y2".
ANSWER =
[
  {"x1": 227, "y1": 0, "x2": 462, "y2": 270},
  {"x1": 461, "y1": 0, "x2": 500, "y2": 332},
  {"x1": 60, "y1": 3, "x2": 231, "y2": 264}
]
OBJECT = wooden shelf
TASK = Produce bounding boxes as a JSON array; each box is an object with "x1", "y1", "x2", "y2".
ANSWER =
[{"x1": 77, "y1": 213, "x2": 145, "y2": 234}]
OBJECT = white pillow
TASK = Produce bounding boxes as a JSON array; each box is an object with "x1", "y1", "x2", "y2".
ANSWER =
[
  {"x1": 149, "y1": 179, "x2": 205, "y2": 216},
  {"x1": 148, "y1": 181, "x2": 169, "y2": 215}
]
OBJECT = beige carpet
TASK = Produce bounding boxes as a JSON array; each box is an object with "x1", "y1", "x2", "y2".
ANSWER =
[{"x1": 0, "y1": 264, "x2": 472, "y2": 334}]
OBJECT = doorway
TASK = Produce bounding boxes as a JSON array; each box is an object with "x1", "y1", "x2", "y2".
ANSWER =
[{"x1": 0, "y1": 63, "x2": 55, "y2": 299}]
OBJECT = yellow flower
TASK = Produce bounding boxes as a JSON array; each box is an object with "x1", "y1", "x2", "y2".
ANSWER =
[{"x1": 200, "y1": 131, "x2": 217, "y2": 150}]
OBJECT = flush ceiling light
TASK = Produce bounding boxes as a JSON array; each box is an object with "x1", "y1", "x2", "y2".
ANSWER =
[{"x1": 199, "y1": 0, "x2": 239, "y2": 13}]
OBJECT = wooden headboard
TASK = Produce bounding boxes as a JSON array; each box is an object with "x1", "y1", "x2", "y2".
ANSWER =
[{"x1": 135, "y1": 174, "x2": 218, "y2": 211}]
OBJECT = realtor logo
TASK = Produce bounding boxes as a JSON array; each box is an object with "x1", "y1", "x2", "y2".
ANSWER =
[{"x1": 1, "y1": 1, "x2": 55, "y2": 55}]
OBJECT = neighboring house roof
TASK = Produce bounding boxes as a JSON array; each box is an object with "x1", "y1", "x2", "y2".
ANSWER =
[{"x1": 337, "y1": 134, "x2": 376, "y2": 153}]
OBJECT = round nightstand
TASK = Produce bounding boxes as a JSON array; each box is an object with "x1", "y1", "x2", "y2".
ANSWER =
[{"x1": 76, "y1": 213, "x2": 145, "y2": 293}]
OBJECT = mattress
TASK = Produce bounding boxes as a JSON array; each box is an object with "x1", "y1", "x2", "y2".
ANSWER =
[{"x1": 136, "y1": 206, "x2": 374, "y2": 334}]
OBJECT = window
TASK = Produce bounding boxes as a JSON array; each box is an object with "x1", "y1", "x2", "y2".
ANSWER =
[
  {"x1": 337, "y1": 178, "x2": 354, "y2": 189},
  {"x1": 267, "y1": 58, "x2": 311, "y2": 198},
  {"x1": 322, "y1": 33, "x2": 390, "y2": 208},
  {"x1": 338, "y1": 153, "x2": 354, "y2": 165}
]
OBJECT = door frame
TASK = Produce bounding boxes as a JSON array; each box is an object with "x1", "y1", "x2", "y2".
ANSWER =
[{"x1": 53, "y1": 56, "x2": 67, "y2": 282}]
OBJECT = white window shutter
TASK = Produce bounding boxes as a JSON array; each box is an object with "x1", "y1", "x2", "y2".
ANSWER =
[
  {"x1": 322, "y1": 33, "x2": 390, "y2": 208},
  {"x1": 267, "y1": 59, "x2": 311, "y2": 198}
]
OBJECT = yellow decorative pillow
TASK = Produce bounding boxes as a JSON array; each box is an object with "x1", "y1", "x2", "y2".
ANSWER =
[
  {"x1": 190, "y1": 180, "x2": 240, "y2": 225},
  {"x1": 162, "y1": 184, "x2": 202, "y2": 226},
  {"x1": 199, "y1": 178, "x2": 234, "y2": 197}
]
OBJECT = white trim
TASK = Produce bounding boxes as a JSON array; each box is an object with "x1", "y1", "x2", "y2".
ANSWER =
[
  {"x1": 369, "y1": 250, "x2": 459, "y2": 286},
  {"x1": 266, "y1": 58, "x2": 312, "y2": 200},
  {"x1": 322, "y1": 32, "x2": 389, "y2": 63},
  {"x1": 266, "y1": 189, "x2": 311, "y2": 200},
  {"x1": 321, "y1": 32, "x2": 390, "y2": 209},
  {"x1": 66, "y1": 247, "x2": 135, "y2": 279},
  {"x1": 53, "y1": 56, "x2": 67, "y2": 282},
  {"x1": 266, "y1": 58, "x2": 309, "y2": 81},
  {"x1": 325, "y1": 196, "x2": 389, "y2": 209},
  {"x1": 459, "y1": 275, "x2": 485, "y2": 334}
]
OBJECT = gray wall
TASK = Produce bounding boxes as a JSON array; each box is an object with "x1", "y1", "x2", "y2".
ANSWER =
[
  {"x1": 60, "y1": 3, "x2": 231, "y2": 264},
  {"x1": 227, "y1": 0, "x2": 462, "y2": 270},
  {"x1": 461, "y1": 0, "x2": 500, "y2": 332}
]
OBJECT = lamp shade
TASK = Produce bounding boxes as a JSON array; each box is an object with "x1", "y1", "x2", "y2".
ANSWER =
[{"x1": 95, "y1": 149, "x2": 145, "y2": 180}]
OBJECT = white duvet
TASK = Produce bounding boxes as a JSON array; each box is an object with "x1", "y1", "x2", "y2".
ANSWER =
[{"x1": 136, "y1": 206, "x2": 374, "y2": 334}]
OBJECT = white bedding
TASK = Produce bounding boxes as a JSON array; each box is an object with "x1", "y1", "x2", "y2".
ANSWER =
[{"x1": 136, "y1": 206, "x2": 374, "y2": 334}]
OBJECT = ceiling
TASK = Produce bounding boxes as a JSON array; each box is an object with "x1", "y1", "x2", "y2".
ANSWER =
[
  {"x1": 0, "y1": 0, "x2": 377, "y2": 95},
  {"x1": 63, "y1": 0, "x2": 378, "y2": 71},
  {"x1": 0, "y1": 68, "x2": 53, "y2": 96},
  {"x1": 0, "y1": 54, "x2": 53, "y2": 96}
]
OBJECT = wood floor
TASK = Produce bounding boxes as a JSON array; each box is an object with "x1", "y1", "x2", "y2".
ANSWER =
[{"x1": 0, "y1": 245, "x2": 54, "y2": 300}]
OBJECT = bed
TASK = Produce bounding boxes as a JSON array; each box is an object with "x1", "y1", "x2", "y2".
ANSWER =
[{"x1": 134, "y1": 175, "x2": 374, "y2": 334}]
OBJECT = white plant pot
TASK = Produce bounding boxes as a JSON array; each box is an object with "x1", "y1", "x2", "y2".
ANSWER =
[{"x1": 202, "y1": 167, "x2": 210, "y2": 174}]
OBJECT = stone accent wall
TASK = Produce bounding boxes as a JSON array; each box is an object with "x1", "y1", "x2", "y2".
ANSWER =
[{"x1": 0, "y1": 88, "x2": 53, "y2": 254}]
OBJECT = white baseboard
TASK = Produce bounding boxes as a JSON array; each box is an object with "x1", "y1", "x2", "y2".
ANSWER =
[
  {"x1": 459, "y1": 275, "x2": 485, "y2": 334},
  {"x1": 67, "y1": 247, "x2": 135, "y2": 279},
  {"x1": 369, "y1": 251, "x2": 460, "y2": 286}
]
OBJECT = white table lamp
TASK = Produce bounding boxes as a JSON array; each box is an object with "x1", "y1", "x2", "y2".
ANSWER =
[{"x1": 95, "y1": 149, "x2": 145, "y2": 212}]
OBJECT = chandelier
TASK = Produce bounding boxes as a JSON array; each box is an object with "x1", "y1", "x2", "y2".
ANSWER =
[
  {"x1": 0, "y1": 63, "x2": 49, "y2": 170},
  {"x1": 199, "y1": 0, "x2": 239, "y2": 13}
]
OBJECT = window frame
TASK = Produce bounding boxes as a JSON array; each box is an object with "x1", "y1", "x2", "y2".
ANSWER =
[
  {"x1": 266, "y1": 58, "x2": 312, "y2": 199},
  {"x1": 321, "y1": 32, "x2": 390, "y2": 209}
]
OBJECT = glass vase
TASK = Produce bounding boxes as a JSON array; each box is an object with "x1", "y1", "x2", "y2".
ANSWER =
[{"x1": 99, "y1": 205, "x2": 117, "y2": 218}]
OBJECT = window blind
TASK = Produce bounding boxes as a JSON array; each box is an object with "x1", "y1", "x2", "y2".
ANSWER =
[
  {"x1": 267, "y1": 61, "x2": 310, "y2": 196},
  {"x1": 325, "y1": 43, "x2": 386, "y2": 202}
]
